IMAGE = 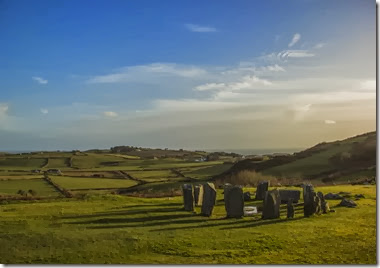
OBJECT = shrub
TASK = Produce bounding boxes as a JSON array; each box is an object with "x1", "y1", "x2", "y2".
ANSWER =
[
  {"x1": 17, "y1": 190, "x2": 26, "y2": 196},
  {"x1": 27, "y1": 189, "x2": 37, "y2": 196},
  {"x1": 216, "y1": 170, "x2": 302, "y2": 187}
]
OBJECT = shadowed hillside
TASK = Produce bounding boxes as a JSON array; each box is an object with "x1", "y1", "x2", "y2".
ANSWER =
[{"x1": 215, "y1": 131, "x2": 376, "y2": 185}]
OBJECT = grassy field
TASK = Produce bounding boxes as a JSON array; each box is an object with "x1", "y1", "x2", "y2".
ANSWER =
[
  {"x1": 0, "y1": 157, "x2": 47, "y2": 170},
  {"x1": 49, "y1": 176, "x2": 138, "y2": 190},
  {"x1": 0, "y1": 179, "x2": 61, "y2": 197},
  {"x1": 0, "y1": 175, "x2": 43, "y2": 180},
  {"x1": 0, "y1": 185, "x2": 375, "y2": 264},
  {"x1": 128, "y1": 170, "x2": 178, "y2": 182},
  {"x1": 179, "y1": 163, "x2": 233, "y2": 179},
  {"x1": 0, "y1": 143, "x2": 375, "y2": 264},
  {"x1": 45, "y1": 158, "x2": 70, "y2": 168}
]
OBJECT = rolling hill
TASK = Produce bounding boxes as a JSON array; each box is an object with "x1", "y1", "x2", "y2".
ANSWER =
[{"x1": 215, "y1": 131, "x2": 376, "y2": 184}]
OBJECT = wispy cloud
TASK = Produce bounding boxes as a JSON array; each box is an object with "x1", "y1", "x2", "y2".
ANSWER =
[
  {"x1": 87, "y1": 63, "x2": 207, "y2": 84},
  {"x1": 288, "y1": 33, "x2": 301, "y2": 47},
  {"x1": 313, "y1": 42, "x2": 326, "y2": 49},
  {"x1": 185, "y1": 24, "x2": 217, "y2": 33},
  {"x1": 325, "y1": 119, "x2": 336, "y2": 124},
  {"x1": 194, "y1": 75, "x2": 272, "y2": 92},
  {"x1": 278, "y1": 50, "x2": 315, "y2": 59},
  {"x1": 262, "y1": 64, "x2": 285, "y2": 72},
  {"x1": 32, "y1": 76, "x2": 48, "y2": 84},
  {"x1": 0, "y1": 103, "x2": 9, "y2": 118},
  {"x1": 104, "y1": 111, "x2": 118, "y2": 117},
  {"x1": 40, "y1": 108, "x2": 48, "y2": 114},
  {"x1": 360, "y1": 80, "x2": 376, "y2": 91},
  {"x1": 195, "y1": 83, "x2": 226, "y2": 91}
]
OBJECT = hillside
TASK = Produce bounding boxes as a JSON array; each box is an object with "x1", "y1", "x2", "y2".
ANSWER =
[{"x1": 216, "y1": 131, "x2": 376, "y2": 184}]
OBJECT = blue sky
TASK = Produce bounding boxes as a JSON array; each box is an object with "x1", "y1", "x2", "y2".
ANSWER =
[{"x1": 0, "y1": 0, "x2": 376, "y2": 151}]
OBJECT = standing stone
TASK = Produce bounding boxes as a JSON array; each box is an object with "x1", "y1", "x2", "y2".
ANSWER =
[
  {"x1": 193, "y1": 185, "x2": 203, "y2": 206},
  {"x1": 256, "y1": 181, "x2": 269, "y2": 200},
  {"x1": 317, "y1": 191, "x2": 330, "y2": 214},
  {"x1": 287, "y1": 198, "x2": 295, "y2": 218},
  {"x1": 243, "y1": 192, "x2": 251, "y2": 201},
  {"x1": 201, "y1": 182, "x2": 217, "y2": 217},
  {"x1": 182, "y1": 184, "x2": 194, "y2": 211},
  {"x1": 302, "y1": 184, "x2": 314, "y2": 200},
  {"x1": 262, "y1": 189, "x2": 281, "y2": 220},
  {"x1": 279, "y1": 190, "x2": 301, "y2": 204},
  {"x1": 223, "y1": 183, "x2": 233, "y2": 201},
  {"x1": 225, "y1": 186, "x2": 244, "y2": 218},
  {"x1": 303, "y1": 184, "x2": 317, "y2": 217},
  {"x1": 314, "y1": 194, "x2": 321, "y2": 214}
]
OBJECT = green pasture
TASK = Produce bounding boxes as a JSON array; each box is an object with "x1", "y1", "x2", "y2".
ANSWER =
[
  {"x1": 0, "y1": 185, "x2": 375, "y2": 264},
  {"x1": 62, "y1": 171, "x2": 122, "y2": 178},
  {"x1": 0, "y1": 179, "x2": 61, "y2": 197},
  {"x1": 179, "y1": 163, "x2": 233, "y2": 179},
  {"x1": 0, "y1": 175, "x2": 43, "y2": 180},
  {"x1": 45, "y1": 158, "x2": 70, "y2": 169},
  {"x1": 50, "y1": 176, "x2": 138, "y2": 190},
  {"x1": 0, "y1": 157, "x2": 46, "y2": 170},
  {"x1": 128, "y1": 170, "x2": 178, "y2": 182}
]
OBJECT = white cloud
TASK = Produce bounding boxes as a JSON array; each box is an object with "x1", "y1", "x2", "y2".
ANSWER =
[
  {"x1": 290, "y1": 104, "x2": 312, "y2": 121},
  {"x1": 154, "y1": 99, "x2": 242, "y2": 112},
  {"x1": 194, "y1": 75, "x2": 272, "y2": 92},
  {"x1": 104, "y1": 111, "x2": 118, "y2": 117},
  {"x1": 313, "y1": 43, "x2": 326, "y2": 49},
  {"x1": 32, "y1": 76, "x2": 48, "y2": 84},
  {"x1": 40, "y1": 108, "x2": 48, "y2": 114},
  {"x1": 185, "y1": 24, "x2": 217, "y2": 33},
  {"x1": 278, "y1": 50, "x2": 315, "y2": 59},
  {"x1": 325, "y1": 119, "x2": 336, "y2": 124},
  {"x1": 288, "y1": 33, "x2": 301, "y2": 47},
  {"x1": 195, "y1": 83, "x2": 226, "y2": 91},
  {"x1": 87, "y1": 63, "x2": 207, "y2": 84},
  {"x1": 360, "y1": 80, "x2": 376, "y2": 91},
  {"x1": 263, "y1": 64, "x2": 285, "y2": 72},
  {"x1": 229, "y1": 75, "x2": 272, "y2": 90},
  {"x1": 293, "y1": 104, "x2": 312, "y2": 113},
  {"x1": 0, "y1": 103, "x2": 9, "y2": 117}
]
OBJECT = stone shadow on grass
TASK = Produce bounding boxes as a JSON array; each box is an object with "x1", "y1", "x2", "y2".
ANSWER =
[
  {"x1": 150, "y1": 215, "x2": 305, "y2": 232},
  {"x1": 61, "y1": 207, "x2": 182, "y2": 220},
  {"x1": 86, "y1": 217, "x2": 219, "y2": 230},
  {"x1": 66, "y1": 213, "x2": 195, "y2": 226},
  {"x1": 220, "y1": 216, "x2": 304, "y2": 230}
]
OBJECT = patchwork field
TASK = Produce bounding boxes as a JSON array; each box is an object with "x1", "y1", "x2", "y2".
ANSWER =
[
  {"x1": 0, "y1": 152, "x2": 229, "y2": 198},
  {"x1": 0, "y1": 185, "x2": 375, "y2": 264},
  {"x1": 0, "y1": 179, "x2": 61, "y2": 197},
  {"x1": 128, "y1": 170, "x2": 179, "y2": 182},
  {"x1": 49, "y1": 176, "x2": 138, "y2": 190}
]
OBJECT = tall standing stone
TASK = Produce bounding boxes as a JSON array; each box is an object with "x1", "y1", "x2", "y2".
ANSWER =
[
  {"x1": 256, "y1": 181, "x2": 269, "y2": 200},
  {"x1": 223, "y1": 183, "x2": 233, "y2": 200},
  {"x1": 182, "y1": 184, "x2": 194, "y2": 211},
  {"x1": 225, "y1": 186, "x2": 244, "y2": 218},
  {"x1": 303, "y1": 184, "x2": 317, "y2": 217},
  {"x1": 223, "y1": 183, "x2": 233, "y2": 211},
  {"x1": 193, "y1": 185, "x2": 203, "y2": 207},
  {"x1": 201, "y1": 182, "x2": 217, "y2": 217},
  {"x1": 262, "y1": 189, "x2": 281, "y2": 219}
]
